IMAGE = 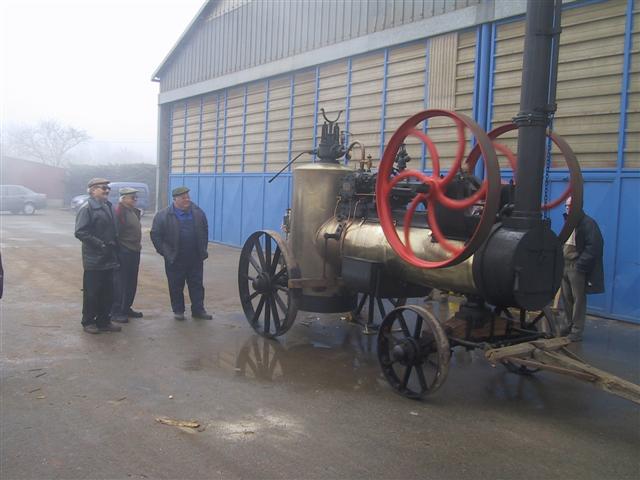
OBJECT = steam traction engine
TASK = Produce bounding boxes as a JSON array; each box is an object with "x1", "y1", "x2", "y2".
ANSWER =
[{"x1": 237, "y1": 0, "x2": 640, "y2": 403}]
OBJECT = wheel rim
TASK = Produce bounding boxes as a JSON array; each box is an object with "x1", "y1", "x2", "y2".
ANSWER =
[
  {"x1": 238, "y1": 230, "x2": 299, "y2": 338},
  {"x1": 377, "y1": 305, "x2": 450, "y2": 399},
  {"x1": 23, "y1": 204, "x2": 35, "y2": 215}
]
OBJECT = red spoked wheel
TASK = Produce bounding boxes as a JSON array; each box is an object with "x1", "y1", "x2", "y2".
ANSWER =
[
  {"x1": 465, "y1": 123, "x2": 584, "y2": 243},
  {"x1": 375, "y1": 110, "x2": 501, "y2": 269}
]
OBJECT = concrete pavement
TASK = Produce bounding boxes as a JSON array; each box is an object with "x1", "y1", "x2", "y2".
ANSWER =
[{"x1": 1, "y1": 209, "x2": 639, "y2": 479}]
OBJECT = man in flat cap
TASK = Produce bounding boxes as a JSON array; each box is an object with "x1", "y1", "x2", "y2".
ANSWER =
[
  {"x1": 111, "y1": 187, "x2": 144, "y2": 323},
  {"x1": 74, "y1": 178, "x2": 121, "y2": 334},
  {"x1": 150, "y1": 186, "x2": 213, "y2": 320}
]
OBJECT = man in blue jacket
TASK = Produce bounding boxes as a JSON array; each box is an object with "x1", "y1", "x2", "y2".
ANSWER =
[
  {"x1": 561, "y1": 197, "x2": 604, "y2": 342},
  {"x1": 150, "y1": 186, "x2": 213, "y2": 321}
]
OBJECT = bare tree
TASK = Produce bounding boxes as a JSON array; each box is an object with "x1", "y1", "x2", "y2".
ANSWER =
[{"x1": 5, "y1": 120, "x2": 90, "y2": 167}]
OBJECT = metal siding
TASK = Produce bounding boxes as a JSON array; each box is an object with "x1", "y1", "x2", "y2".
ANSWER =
[
  {"x1": 288, "y1": 69, "x2": 317, "y2": 170},
  {"x1": 427, "y1": 32, "x2": 459, "y2": 171},
  {"x1": 220, "y1": 176, "x2": 243, "y2": 245},
  {"x1": 241, "y1": 176, "x2": 264, "y2": 243},
  {"x1": 384, "y1": 41, "x2": 428, "y2": 165},
  {"x1": 198, "y1": 176, "x2": 216, "y2": 240},
  {"x1": 267, "y1": 75, "x2": 293, "y2": 172},
  {"x1": 625, "y1": 8, "x2": 639, "y2": 168},
  {"x1": 264, "y1": 174, "x2": 291, "y2": 231},
  {"x1": 613, "y1": 176, "x2": 640, "y2": 322},
  {"x1": 492, "y1": 0, "x2": 627, "y2": 169},
  {"x1": 244, "y1": 82, "x2": 267, "y2": 173},
  {"x1": 158, "y1": 0, "x2": 482, "y2": 92},
  {"x1": 349, "y1": 50, "x2": 385, "y2": 165}
]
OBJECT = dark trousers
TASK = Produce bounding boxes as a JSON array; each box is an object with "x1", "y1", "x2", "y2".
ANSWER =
[
  {"x1": 82, "y1": 269, "x2": 114, "y2": 327},
  {"x1": 112, "y1": 248, "x2": 140, "y2": 317},
  {"x1": 164, "y1": 256, "x2": 205, "y2": 314}
]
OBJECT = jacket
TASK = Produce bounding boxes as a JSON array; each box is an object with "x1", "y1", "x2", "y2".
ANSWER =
[
  {"x1": 150, "y1": 203, "x2": 209, "y2": 264},
  {"x1": 75, "y1": 197, "x2": 119, "y2": 270},
  {"x1": 567, "y1": 212, "x2": 605, "y2": 294}
]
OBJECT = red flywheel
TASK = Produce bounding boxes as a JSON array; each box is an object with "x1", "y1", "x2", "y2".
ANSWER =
[
  {"x1": 465, "y1": 122, "x2": 584, "y2": 243},
  {"x1": 375, "y1": 110, "x2": 501, "y2": 269}
]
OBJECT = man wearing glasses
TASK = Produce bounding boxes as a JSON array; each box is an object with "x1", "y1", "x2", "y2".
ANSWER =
[
  {"x1": 74, "y1": 178, "x2": 121, "y2": 334},
  {"x1": 111, "y1": 187, "x2": 143, "y2": 323}
]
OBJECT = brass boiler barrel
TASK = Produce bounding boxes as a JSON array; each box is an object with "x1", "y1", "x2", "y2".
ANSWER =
[{"x1": 316, "y1": 217, "x2": 478, "y2": 295}]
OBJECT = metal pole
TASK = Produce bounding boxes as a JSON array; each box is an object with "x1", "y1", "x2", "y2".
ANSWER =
[{"x1": 510, "y1": 0, "x2": 560, "y2": 227}]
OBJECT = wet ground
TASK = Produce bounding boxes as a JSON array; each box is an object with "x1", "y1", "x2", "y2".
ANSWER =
[{"x1": 1, "y1": 210, "x2": 639, "y2": 479}]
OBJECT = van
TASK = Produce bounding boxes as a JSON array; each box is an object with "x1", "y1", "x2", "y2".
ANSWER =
[
  {"x1": 70, "y1": 182, "x2": 150, "y2": 215},
  {"x1": 107, "y1": 182, "x2": 150, "y2": 214}
]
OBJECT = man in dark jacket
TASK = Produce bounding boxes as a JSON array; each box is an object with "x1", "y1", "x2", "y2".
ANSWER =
[
  {"x1": 150, "y1": 186, "x2": 212, "y2": 320},
  {"x1": 111, "y1": 187, "x2": 143, "y2": 323},
  {"x1": 75, "y1": 178, "x2": 122, "y2": 334},
  {"x1": 561, "y1": 197, "x2": 604, "y2": 342}
]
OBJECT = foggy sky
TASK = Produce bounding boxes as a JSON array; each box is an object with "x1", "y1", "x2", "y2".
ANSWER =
[{"x1": 1, "y1": 0, "x2": 205, "y2": 164}]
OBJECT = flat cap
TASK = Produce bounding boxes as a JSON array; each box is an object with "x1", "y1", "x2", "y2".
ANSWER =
[
  {"x1": 119, "y1": 187, "x2": 139, "y2": 196},
  {"x1": 87, "y1": 177, "x2": 110, "y2": 188},
  {"x1": 172, "y1": 186, "x2": 190, "y2": 197}
]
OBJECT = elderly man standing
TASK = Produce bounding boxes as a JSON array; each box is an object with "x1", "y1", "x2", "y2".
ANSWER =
[
  {"x1": 75, "y1": 178, "x2": 121, "y2": 334},
  {"x1": 111, "y1": 187, "x2": 143, "y2": 323},
  {"x1": 150, "y1": 186, "x2": 213, "y2": 321},
  {"x1": 561, "y1": 196, "x2": 604, "y2": 342}
]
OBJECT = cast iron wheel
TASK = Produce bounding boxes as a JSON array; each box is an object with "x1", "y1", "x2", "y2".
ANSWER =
[
  {"x1": 238, "y1": 230, "x2": 300, "y2": 338},
  {"x1": 501, "y1": 306, "x2": 559, "y2": 375},
  {"x1": 378, "y1": 305, "x2": 450, "y2": 399}
]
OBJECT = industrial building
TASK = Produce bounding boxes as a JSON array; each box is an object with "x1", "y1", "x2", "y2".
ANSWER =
[{"x1": 152, "y1": 0, "x2": 638, "y2": 322}]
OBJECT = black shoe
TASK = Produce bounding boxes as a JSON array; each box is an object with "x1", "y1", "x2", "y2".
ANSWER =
[
  {"x1": 98, "y1": 322, "x2": 122, "y2": 332},
  {"x1": 83, "y1": 324, "x2": 100, "y2": 334},
  {"x1": 174, "y1": 312, "x2": 185, "y2": 321},
  {"x1": 111, "y1": 315, "x2": 129, "y2": 324},
  {"x1": 192, "y1": 311, "x2": 213, "y2": 320},
  {"x1": 127, "y1": 309, "x2": 143, "y2": 318}
]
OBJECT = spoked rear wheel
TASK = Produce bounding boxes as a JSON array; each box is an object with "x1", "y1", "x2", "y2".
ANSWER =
[
  {"x1": 238, "y1": 230, "x2": 300, "y2": 338},
  {"x1": 378, "y1": 305, "x2": 450, "y2": 399}
]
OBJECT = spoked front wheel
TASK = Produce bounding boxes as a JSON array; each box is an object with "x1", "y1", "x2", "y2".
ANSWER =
[
  {"x1": 238, "y1": 230, "x2": 300, "y2": 338},
  {"x1": 377, "y1": 305, "x2": 450, "y2": 399}
]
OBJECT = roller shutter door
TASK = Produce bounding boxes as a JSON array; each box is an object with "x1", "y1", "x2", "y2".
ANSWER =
[
  {"x1": 349, "y1": 51, "x2": 385, "y2": 165},
  {"x1": 244, "y1": 82, "x2": 266, "y2": 173},
  {"x1": 224, "y1": 87, "x2": 245, "y2": 172},
  {"x1": 266, "y1": 76, "x2": 293, "y2": 173},
  {"x1": 383, "y1": 41, "x2": 427, "y2": 168},
  {"x1": 626, "y1": 5, "x2": 640, "y2": 168},
  {"x1": 492, "y1": 0, "x2": 627, "y2": 169}
]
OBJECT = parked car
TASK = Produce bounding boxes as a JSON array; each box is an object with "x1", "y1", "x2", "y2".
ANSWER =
[
  {"x1": 70, "y1": 182, "x2": 150, "y2": 215},
  {"x1": 0, "y1": 185, "x2": 47, "y2": 215}
]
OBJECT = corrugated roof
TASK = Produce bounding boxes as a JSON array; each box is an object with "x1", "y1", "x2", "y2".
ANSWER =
[{"x1": 151, "y1": 0, "x2": 214, "y2": 82}]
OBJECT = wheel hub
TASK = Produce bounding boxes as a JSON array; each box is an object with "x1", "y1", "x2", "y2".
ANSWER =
[
  {"x1": 252, "y1": 273, "x2": 272, "y2": 294},
  {"x1": 391, "y1": 338, "x2": 420, "y2": 366}
]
